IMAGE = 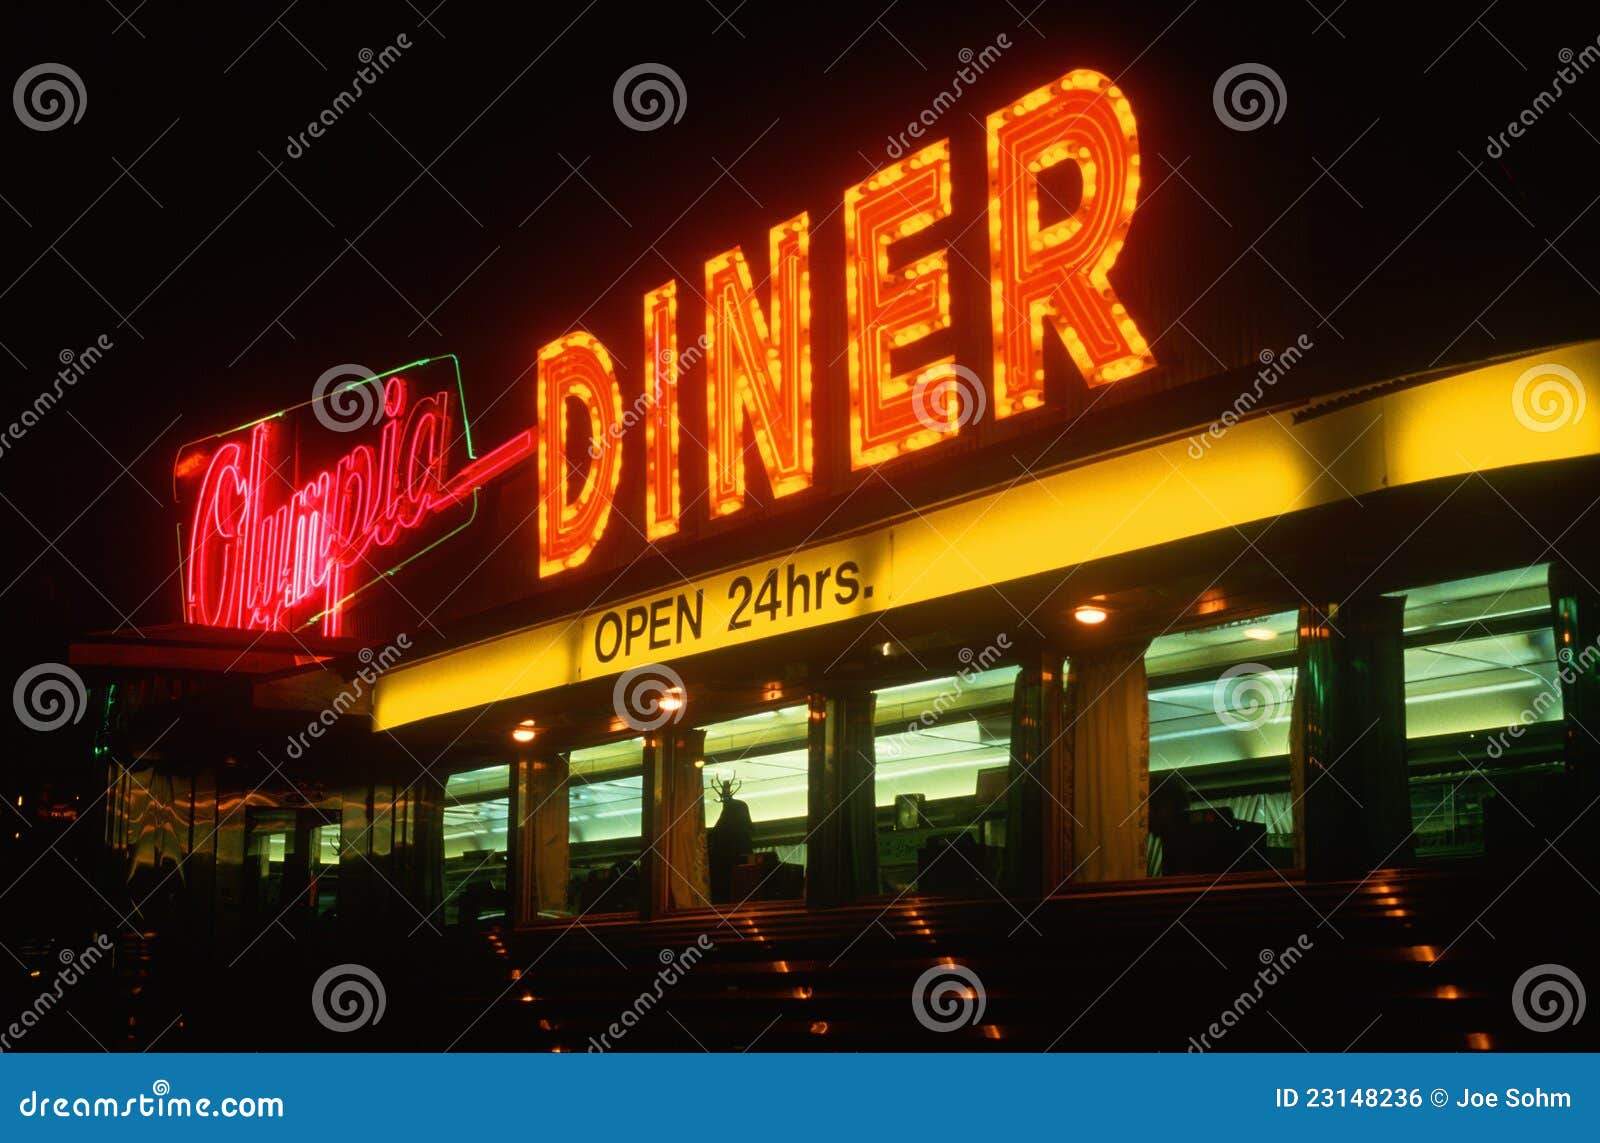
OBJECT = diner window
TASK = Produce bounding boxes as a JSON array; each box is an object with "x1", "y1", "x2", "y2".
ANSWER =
[
  {"x1": 242, "y1": 806, "x2": 342, "y2": 922},
  {"x1": 1145, "y1": 611, "x2": 1299, "y2": 876},
  {"x1": 699, "y1": 706, "x2": 810, "y2": 904},
  {"x1": 871, "y1": 665, "x2": 1020, "y2": 895},
  {"x1": 566, "y1": 739, "x2": 645, "y2": 914},
  {"x1": 1393, "y1": 565, "x2": 1565, "y2": 860},
  {"x1": 442, "y1": 765, "x2": 509, "y2": 926}
]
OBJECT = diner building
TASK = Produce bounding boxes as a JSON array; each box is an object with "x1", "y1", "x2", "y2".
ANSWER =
[{"x1": 34, "y1": 43, "x2": 1600, "y2": 1048}]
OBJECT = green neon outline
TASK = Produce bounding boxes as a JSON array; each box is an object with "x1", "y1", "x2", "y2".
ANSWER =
[{"x1": 170, "y1": 353, "x2": 495, "y2": 635}]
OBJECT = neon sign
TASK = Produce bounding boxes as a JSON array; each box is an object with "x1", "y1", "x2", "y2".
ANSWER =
[
  {"x1": 844, "y1": 139, "x2": 956, "y2": 467},
  {"x1": 176, "y1": 357, "x2": 531, "y2": 635},
  {"x1": 703, "y1": 212, "x2": 815, "y2": 519},
  {"x1": 180, "y1": 66, "x2": 1156, "y2": 631},
  {"x1": 521, "y1": 65, "x2": 1152, "y2": 570},
  {"x1": 986, "y1": 69, "x2": 1153, "y2": 415}
]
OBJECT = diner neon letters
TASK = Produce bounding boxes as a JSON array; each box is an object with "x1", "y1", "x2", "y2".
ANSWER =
[
  {"x1": 703, "y1": 212, "x2": 815, "y2": 519},
  {"x1": 538, "y1": 333, "x2": 625, "y2": 577},
  {"x1": 535, "y1": 65, "x2": 1152, "y2": 575},
  {"x1": 844, "y1": 139, "x2": 956, "y2": 468},
  {"x1": 643, "y1": 282, "x2": 683, "y2": 541},
  {"x1": 987, "y1": 69, "x2": 1153, "y2": 416}
]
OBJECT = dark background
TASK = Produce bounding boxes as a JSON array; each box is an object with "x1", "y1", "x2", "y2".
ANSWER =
[{"x1": 3, "y1": 0, "x2": 1597, "y2": 655}]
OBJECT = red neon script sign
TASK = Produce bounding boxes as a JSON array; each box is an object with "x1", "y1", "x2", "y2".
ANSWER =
[{"x1": 177, "y1": 358, "x2": 531, "y2": 636}]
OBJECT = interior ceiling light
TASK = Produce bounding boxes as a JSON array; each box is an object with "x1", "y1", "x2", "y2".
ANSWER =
[
  {"x1": 1073, "y1": 604, "x2": 1109, "y2": 625},
  {"x1": 1243, "y1": 626, "x2": 1278, "y2": 641}
]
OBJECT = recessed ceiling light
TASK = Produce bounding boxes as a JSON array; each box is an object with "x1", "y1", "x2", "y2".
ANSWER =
[
  {"x1": 1073, "y1": 604, "x2": 1108, "y2": 625},
  {"x1": 511, "y1": 718, "x2": 537, "y2": 743},
  {"x1": 1243, "y1": 626, "x2": 1277, "y2": 641}
]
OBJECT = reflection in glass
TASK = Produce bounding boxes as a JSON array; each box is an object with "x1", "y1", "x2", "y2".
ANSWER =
[
  {"x1": 699, "y1": 706, "x2": 809, "y2": 903},
  {"x1": 1393, "y1": 564, "x2": 1564, "y2": 859},
  {"x1": 1145, "y1": 611, "x2": 1299, "y2": 875},
  {"x1": 871, "y1": 666, "x2": 1019, "y2": 895},
  {"x1": 566, "y1": 739, "x2": 644, "y2": 914},
  {"x1": 442, "y1": 766, "x2": 508, "y2": 926}
]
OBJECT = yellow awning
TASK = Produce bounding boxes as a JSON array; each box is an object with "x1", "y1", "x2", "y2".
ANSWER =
[{"x1": 374, "y1": 343, "x2": 1599, "y2": 730}]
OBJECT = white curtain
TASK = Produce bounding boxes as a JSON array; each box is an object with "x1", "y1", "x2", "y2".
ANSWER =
[{"x1": 1069, "y1": 643, "x2": 1151, "y2": 882}]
